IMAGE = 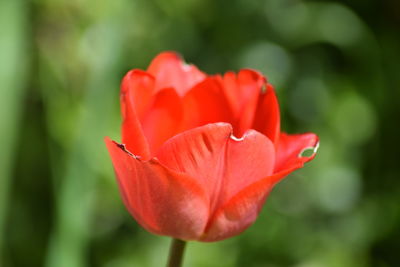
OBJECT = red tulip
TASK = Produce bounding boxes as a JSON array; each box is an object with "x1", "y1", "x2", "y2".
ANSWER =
[{"x1": 105, "y1": 52, "x2": 319, "y2": 242}]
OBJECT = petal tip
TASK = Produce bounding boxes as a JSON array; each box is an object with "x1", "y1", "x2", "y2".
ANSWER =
[
  {"x1": 298, "y1": 137, "x2": 320, "y2": 159},
  {"x1": 149, "y1": 51, "x2": 184, "y2": 67}
]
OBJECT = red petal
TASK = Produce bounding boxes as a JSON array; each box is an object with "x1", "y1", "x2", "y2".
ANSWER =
[
  {"x1": 200, "y1": 179, "x2": 272, "y2": 241},
  {"x1": 181, "y1": 78, "x2": 234, "y2": 131},
  {"x1": 120, "y1": 70, "x2": 154, "y2": 159},
  {"x1": 156, "y1": 123, "x2": 275, "y2": 218},
  {"x1": 273, "y1": 132, "x2": 319, "y2": 183},
  {"x1": 141, "y1": 88, "x2": 183, "y2": 154},
  {"x1": 222, "y1": 69, "x2": 266, "y2": 137},
  {"x1": 105, "y1": 137, "x2": 209, "y2": 240},
  {"x1": 200, "y1": 170, "x2": 289, "y2": 242},
  {"x1": 252, "y1": 84, "x2": 281, "y2": 145},
  {"x1": 121, "y1": 70, "x2": 155, "y2": 119},
  {"x1": 147, "y1": 51, "x2": 206, "y2": 95},
  {"x1": 200, "y1": 132, "x2": 319, "y2": 242}
]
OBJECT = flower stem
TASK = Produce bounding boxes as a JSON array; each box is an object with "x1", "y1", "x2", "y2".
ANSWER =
[{"x1": 167, "y1": 239, "x2": 187, "y2": 267}]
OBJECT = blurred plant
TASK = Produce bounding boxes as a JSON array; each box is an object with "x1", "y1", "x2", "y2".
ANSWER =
[{"x1": 0, "y1": 0, "x2": 29, "y2": 263}]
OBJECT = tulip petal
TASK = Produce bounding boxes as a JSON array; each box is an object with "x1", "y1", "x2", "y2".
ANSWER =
[
  {"x1": 105, "y1": 137, "x2": 209, "y2": 240},
  {"x1": 181, "y1": 78, "x2": 234, "y2": 130},
  {"x1": 222, "y1": 70, "x2": 266, "y2": 137},
  {"x1": 200, "y1": 177, "x2": 272, "y2": 241},
  {"x1": 201, "y1": 133, "x2": 319, "y2": 242},
  {"x1": 252, "y1": 83, "x2": 281, "y2": 145},
  {"x1": 141, "y1": 88, "x2": 183, "y2": 154},
  {"x1": 272, "y1": 132, "x2": 319, "y2": 184},
  {"x1": 121, "y1": 70, "x2": 157, "y2": 120},
  {"x1": 147, "y1": 51, "x2": 206, "y2": 95},
  {"x1": 120, "y1": 70, "x2": 154, "y2": 159},
  {"x1": 156, "y1": 123, "x2": 275, "y2": 216}
]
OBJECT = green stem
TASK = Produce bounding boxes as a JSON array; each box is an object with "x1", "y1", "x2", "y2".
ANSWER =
[{"x1": 167, "y1": 239, "x2": 187, "y2": 267}]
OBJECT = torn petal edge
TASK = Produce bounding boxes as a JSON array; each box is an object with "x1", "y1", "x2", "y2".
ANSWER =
[{"x1": 105, "y1": 137, "x2": 211, "y2": 240}]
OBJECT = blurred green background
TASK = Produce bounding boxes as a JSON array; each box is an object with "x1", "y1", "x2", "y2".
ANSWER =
[{"x1": 1, "y1": 0, "x2": 399, "y2": 266}]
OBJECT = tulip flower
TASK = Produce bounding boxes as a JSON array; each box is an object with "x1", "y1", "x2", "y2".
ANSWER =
[{"x1": 105, "y1": 52, "x2": 318, "y2": 266}]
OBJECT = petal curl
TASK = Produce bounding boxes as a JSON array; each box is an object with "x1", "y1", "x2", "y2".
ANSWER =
[
  {"x1": 273, "y1": 132, "x2": 319, "y2": 183},
  {"x1": 105, "y1": 137, "x2": 209, "y2": 240},
  {"x1": 156, "y1": 123, "x2": 275, "y2": 216},
  {"x1": 222, "y1": 69, "x2": 266, "y2": 136},
  {"x1": 141, "y1": 88, "x2": 183, "y2": 154},
  {"x1": 252, "y1": 83, "x2": 280, "y2": 145},
  {"x1": 120, "y1": 70, "x2": 154, "y2": 159},
  {"x1": 147, "y1": 51, "x2": 206, "y2": 95},
  {"x1": 121, "y1": 70, "x2": 155, "y2": 119}
]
